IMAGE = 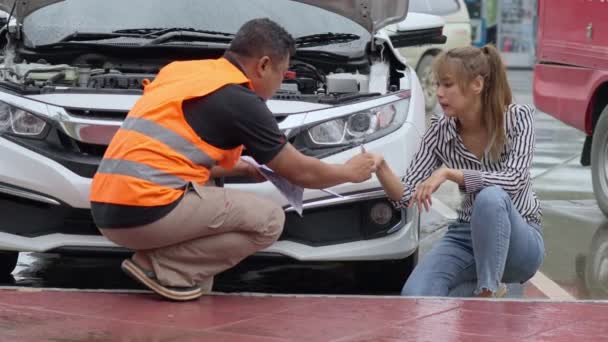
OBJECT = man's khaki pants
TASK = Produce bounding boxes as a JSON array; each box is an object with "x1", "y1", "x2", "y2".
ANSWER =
[{"x1": 100, "y1": 182, "x2": 285, "y2": 292}]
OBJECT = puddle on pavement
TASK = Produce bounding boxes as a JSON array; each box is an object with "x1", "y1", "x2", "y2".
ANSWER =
[
  {"x1": 9, "y1": 253, "x2": 396, "y2": 295},
  {"x1": 540, "y1": 200, "x2": 608, "y2": 299}
]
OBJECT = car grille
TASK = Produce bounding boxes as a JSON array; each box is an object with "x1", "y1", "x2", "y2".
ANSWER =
[
  {"x1": 66, "y1": 109, "x2": 128, "y2": 120},
  {"x1": 64, "y1": 109, "x2": 288, "y2": 158}
]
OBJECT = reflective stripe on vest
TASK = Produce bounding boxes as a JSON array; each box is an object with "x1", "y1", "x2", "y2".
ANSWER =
[
  {"x1": 98, "y1": 159, "x2": 188, "y2": 188},
  {"x1": 122, "y1": 117, "x2": 215, "y2": 168}
]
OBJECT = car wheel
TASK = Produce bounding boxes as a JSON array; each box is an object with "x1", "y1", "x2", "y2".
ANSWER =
[
  {"x1": 0, "y1": 251, "x2": 18, "y2": 278},
  {"x1": 584, "y1": 224, "x2": 608, "y2": 297},
  {"x1": 591, "y1": 105, "x2": 608, "y2": 217},
  {"x1": 353, "y1": 251, "x2": 417, "y2": 293},
  {"x1": 416, "y1": 53, "x2": 438, "y2": 113}
]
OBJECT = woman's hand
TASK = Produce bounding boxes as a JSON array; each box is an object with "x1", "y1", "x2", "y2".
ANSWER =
[
  {"x1": 410, "y1": 169, "x2": 448, "y2": 212},
  {"x1": 368, "y1": 153, "x2": 385, "y2": 170}
]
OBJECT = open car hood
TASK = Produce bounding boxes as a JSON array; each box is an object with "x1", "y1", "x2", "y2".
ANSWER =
[
  {"x1": 0, "y1": 1, "x2": 63, "y2": 21},
  {"x1": 293, "y1": 0, "x2": 409, "y2": 33},
  {"x1": 0, "y1": 0, "x2": 408, "y2": 33}
]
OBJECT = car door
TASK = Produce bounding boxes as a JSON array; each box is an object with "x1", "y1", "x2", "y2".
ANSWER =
[{"x1": 538, "y1": 0, "x2": 608, "y2": 69}]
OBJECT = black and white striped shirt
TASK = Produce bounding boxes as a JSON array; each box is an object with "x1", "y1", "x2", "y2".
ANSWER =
[{"x1": 392, "y1": 104, "x2": 541, "y2": 226}]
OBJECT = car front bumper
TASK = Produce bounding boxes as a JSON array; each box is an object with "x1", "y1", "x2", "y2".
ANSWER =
[
  {"x1": 0, "y1": 67, "x2": 425, "y2": 261},
  {"x1": 0, "y1": 181, "x2": 418, "y2": 261}
]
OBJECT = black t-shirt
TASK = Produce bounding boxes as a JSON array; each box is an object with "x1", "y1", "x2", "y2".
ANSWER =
[
  {"x1": 91, "y1": 64, "x2": 286, "y2": 228},
  {"x1": 182, "y1": 84, "x2": 286, "y2": 164}
]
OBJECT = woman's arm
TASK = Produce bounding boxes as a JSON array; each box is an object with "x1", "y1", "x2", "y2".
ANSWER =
[
  {"x1": 375, "y1": 119, "x2": 443, "y2": 208},
  {"x1": 458, "y1": 105, "x2": 536, "y2": 195},
  {"x1": 444, "y1": 168, "x2": 464, "y2": 185},
  {"x1": 374, "y1": 158, "x2": 406, "y2": 201}
]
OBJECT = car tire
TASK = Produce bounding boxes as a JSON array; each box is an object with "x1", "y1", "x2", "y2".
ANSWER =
[
  {"x1": 591, "y1": 105, "x2": 608, "y2": 217},
  {"x1": 0, "y1": 251, "x2": 18, "y2": 278},
  {"x1": 584, "y1": 223, "x2": 608, "y2": 297},
  {"x1": 353, "y1": 251, "x2": 417, "y2": 293},
  {"x1": 416, "y1": 53, "x2": 439, "y2": 113}
]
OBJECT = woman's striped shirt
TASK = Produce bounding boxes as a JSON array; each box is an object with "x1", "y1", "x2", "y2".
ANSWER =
[{"x1": 391, "y1": 104, "x2": 541, "y2": 226}]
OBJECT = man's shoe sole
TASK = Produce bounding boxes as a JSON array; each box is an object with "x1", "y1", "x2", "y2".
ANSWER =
[{"x1": 121, "y1": 259, "x2": 203, "y2": 301}]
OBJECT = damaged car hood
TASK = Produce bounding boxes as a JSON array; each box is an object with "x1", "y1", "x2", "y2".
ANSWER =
[
  {"x1": 0, "y1": 0, "x2": 63, "y2": 20},
  {"x1": 293, "y1": 0, "x2": 408, "y2": 33},
  {"x1": 0, "y1": 0, "x2": 408, "y2": 33}
]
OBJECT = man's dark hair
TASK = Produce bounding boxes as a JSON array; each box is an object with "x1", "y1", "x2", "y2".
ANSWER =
[{"x1": 228, "y1": 18, "x2": 296, "y2": 62}]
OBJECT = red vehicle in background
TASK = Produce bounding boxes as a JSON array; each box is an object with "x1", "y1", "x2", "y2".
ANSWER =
[{"x1": 534, "y1": 0, "x2": 608, "y2": 215}]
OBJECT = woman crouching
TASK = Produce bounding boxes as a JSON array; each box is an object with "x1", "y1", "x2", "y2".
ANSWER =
[{"x1": 371, "y1": 45, "x2": 544, "y2": 297}]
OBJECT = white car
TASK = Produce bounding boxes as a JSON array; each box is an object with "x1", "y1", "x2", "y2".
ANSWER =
[
  {"x1": 0, "y1": 0, "x2": 443, "y2": 290},
  {"x1": 395, "y1": 0, "x2": 472, "y2": 112}
]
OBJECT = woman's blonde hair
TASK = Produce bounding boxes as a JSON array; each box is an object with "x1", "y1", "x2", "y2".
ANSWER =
[{"x1": 433, "y1": 44, "x2": 512, "y2": 161}]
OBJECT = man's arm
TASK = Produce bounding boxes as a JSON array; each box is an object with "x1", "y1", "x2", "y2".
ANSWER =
[
  {"x1": 209, "y1": 162, "x2": 247, "y2": 178},
  {"x1": 266, "y1": 143, "x2": 373, "y2": 189},
  {"x1": 210, "y1": 160, "x2": 266, "y2": 183},
  {"x1": 182, "y1": 85, "x2": 374, "y2": 186}
]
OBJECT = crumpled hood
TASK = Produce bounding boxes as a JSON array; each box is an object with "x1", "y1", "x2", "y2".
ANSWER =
[
  {"x1": 0, "y1": 0, "x2": 408, "y2": 33},
  {"x1": 293, "y1": 0, "x2": 408, "y2": 33},
  {"x1": 0, "y1": 0, "x2": 63, "y2": 21}
]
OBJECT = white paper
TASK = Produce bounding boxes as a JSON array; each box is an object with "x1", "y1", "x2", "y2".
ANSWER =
[
  {"x1": 240, "y1": 156, "x2": 304, "y2": 216},
  {"x1": 320, "y1": 188, "x2": 345, "y2": 198}
]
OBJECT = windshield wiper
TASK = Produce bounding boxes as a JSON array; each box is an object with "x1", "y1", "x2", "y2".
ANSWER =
[
  {"x1": 295, "y1": 33, "x2": 360, "y2": 48},
  {"x1": 58, "y1": 31, "x2": 139, "y2": 42},
  {"x1": 113, "y1": 27, "x2": 235, "y2": 39},
  {"x1": 142, "y1": 29, "x2": 234, "y2": 46},
  {"x1": 58, "y1": 28, "x2": 234, "y2": 44}
]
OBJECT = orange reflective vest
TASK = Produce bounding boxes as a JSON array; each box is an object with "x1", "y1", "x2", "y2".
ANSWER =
[{"x1": 90, "y1": 58, "x2": 251, "y2": 207}]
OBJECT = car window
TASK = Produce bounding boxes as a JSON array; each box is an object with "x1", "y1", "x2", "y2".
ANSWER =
[{"x1": 409, "y1": 0, "x2": 460, "y2": 16}]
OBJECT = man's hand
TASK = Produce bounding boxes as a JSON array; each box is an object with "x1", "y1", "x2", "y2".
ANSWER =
[
  {"x1": 235, "y1": 160, "x2": 266, "y2": 182},
  {"x1": 410, "y1": 168, "x2": 447, "y2": 212},
  {"x1": 266, "y1": 143, "x2": 377, "y2": 189},
  {"x1": 344, "y1": 153, "x2": 376, "y2": 183}
]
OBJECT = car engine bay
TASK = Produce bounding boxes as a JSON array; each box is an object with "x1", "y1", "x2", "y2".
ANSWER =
[{"x1": 0, "y1": 48, "x2": 402, "y2": 104}]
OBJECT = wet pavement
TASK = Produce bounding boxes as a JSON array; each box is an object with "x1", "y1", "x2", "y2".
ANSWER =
[
  {"x1": 5, "y1": 70, "x2": 608, "y2": 301},
  {"x1": 513, "y1": 70, "x2": 607, "y2": 300},
  {"x1": 3, "y1": 289, "x2": 608, "y2": 342}
]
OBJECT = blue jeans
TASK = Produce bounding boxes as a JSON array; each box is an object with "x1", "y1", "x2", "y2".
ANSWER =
[{"x1": 402, "y1": 186, "x2": 544, "y2": 297}]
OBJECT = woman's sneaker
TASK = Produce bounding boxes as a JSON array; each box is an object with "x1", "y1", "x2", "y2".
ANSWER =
[
  {"x1": 476, "y1": 283, "x2": 508, "y2": 298},
  {"x1": 494, "y1": 283, "x2": 508, "y2": 298}
]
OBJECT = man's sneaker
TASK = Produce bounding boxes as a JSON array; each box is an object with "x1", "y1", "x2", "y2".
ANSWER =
[{"x1": 121, "y1": 259, "x2": 203, "y2": 301}]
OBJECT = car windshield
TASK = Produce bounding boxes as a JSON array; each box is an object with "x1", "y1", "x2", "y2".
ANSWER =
[{"x1": 22, "y1": 0, "x2": 370, "y2": 48}]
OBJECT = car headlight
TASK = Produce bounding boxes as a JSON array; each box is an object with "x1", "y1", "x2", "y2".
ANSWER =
[
  {"x1": 0, "y1": 102, "x2": 48, "y2": 138},
  {"x1": 293, "y1": 98, "x2": 409, "y2": 156}
]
